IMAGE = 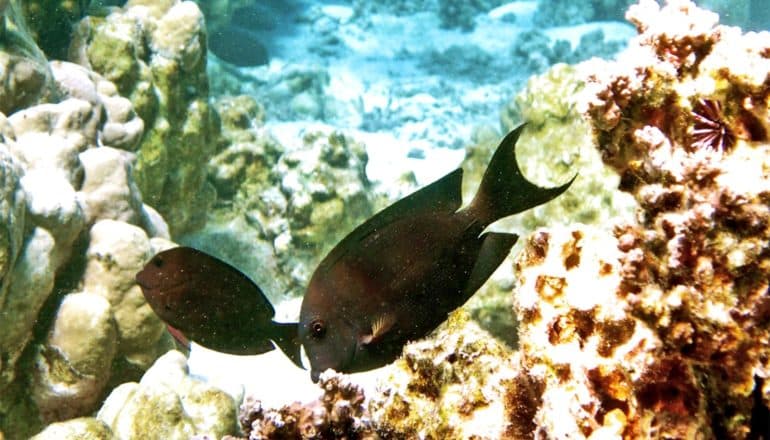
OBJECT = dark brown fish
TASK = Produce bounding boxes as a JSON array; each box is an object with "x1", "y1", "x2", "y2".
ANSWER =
[
  {"x1": 299, "y1": 124, "x2": 575, "y2": 381},
  {"x1": 135, "y1": 246, "x2": 303, "y2": 368}
]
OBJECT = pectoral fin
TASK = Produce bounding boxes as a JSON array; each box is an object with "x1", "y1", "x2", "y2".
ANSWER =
[{"x1": 359, "y1": 313, "x2": 397, "y2": 346}]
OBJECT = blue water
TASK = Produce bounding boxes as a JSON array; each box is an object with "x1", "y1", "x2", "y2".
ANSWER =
[{"x1": 202, "y1": 0, "x2": 767, "y2": 168}]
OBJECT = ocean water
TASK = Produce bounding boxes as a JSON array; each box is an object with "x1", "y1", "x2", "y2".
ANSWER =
[{"x1": 3, "y1": 0, "x2": 769, "y2": 438}]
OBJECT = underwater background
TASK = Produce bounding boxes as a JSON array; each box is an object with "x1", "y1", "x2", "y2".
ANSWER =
[{"x1": 0, "y1": 0, "x2": 769, "y2": 438}]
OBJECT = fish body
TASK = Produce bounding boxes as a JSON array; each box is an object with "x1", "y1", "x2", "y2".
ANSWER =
[
  {"x1": 208, "y1": 25, "x2": 269, "y2": 67},
  {"x1": 135, "y1": 246, "x2": 302, "y2": 367},
  {"x1": 299, "y1": 124, "x2": 575, "y2": 381}
]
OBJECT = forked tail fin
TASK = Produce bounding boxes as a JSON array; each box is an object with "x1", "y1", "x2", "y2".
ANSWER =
[
  {"x1": 468, "y1": 124, "x2": 576, "y2": 226},
  {"x1": 270, "y1": 321, "x2": 305, "y2": 369}
]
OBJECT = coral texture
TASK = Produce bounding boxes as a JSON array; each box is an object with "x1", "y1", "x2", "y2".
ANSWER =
[
  {"x1": 28, "y1": 350, "x2": 239, "y2": 439},
  {"x1": 0, "y1": 36, "x2": 169, "y2": 440},
  {"x1": 188, "y1": 121, "x2": 376, "y2": 298},
  {"x1": 497, "y1": 63, "x2": 636, "y2": 231},
  {"x1": 96, "y1": 351, "x2": 237, "y2": 439},
  {"x1": 29, "y1": 417, "x2": 115, "y2": 440},
  {"x1": 232, "y1": 372, "x2": 375, "y2": 440},
  {"x1": 507, "y1": 1, "x2": 770, "y2": 438},
  {"x1": 70, "y1": 0, "x2": 218, "y2": 235},
  {"x1": 368, "y1": 312, "x2": 520, "y2": 439}
]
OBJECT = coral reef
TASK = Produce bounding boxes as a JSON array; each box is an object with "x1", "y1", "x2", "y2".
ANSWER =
[
  {"x1": 498, "y1": 63, "x2": 636, "y2": 231},
  {"x1": 461, "y1": 63, "x2": 635, "y2": 345},
  {"x1": 188, "y1": 120, "x2": 376, "y2": 298},
  {"x1": 97, "y1": 351, "x2": 237, "y2": 439},
  {"x1": 231, "y1": 373, "x2": 374, "y2": 439},
  {"x1": 0, "y1": 23, "x2": 169, "y2": 437},
  {"x1": 362, "y1": 1, "x2": 770, "y2": 438},
  {"x1": 368, "y1": 311, "x2": 519, "y2": 439},
  {"x1": 31, "y1": 351, "x2": 238, "y2": 439},
  {"x1": 503, "y1": 1, "x2": 770, "y2": 438},
  {"x1": 29, "y1": 417, "x2": 115, "y2": 440},
  {"x1": 70, "y1": 0, "x2": 218, "y2": 235}
]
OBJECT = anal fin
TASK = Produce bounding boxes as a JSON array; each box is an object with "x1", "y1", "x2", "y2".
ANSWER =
[{"x1": 463, "y1": 232, "x2": 519, "y2": 297}]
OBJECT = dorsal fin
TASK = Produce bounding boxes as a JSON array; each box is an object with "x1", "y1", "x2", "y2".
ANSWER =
[{"x1": 319, "y1": 168, "x2": 463, "y2": 272}]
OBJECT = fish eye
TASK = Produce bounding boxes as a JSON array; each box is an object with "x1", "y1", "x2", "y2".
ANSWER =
[
  {"x1": 152, "y1": 257, "x2": 164, "y2": 268},
  {"x1": 310, "y1": 319, "x2": 326, "y2": 338}
]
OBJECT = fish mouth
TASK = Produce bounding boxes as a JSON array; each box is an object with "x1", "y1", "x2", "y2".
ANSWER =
[{"x1": 134, "y1": 271, "x2": 153, "y2": 289}]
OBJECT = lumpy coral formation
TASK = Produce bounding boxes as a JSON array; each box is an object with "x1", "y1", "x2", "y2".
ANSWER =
[
  {"x1": 0, "y1": 58, "x2": 171, "y2": 436},
  {"x1": 31, "y1": 351, "x2": 238, "y2": 440},
  {"x1": 70, "y1": 0, "x2": 218, "y2": 235}
]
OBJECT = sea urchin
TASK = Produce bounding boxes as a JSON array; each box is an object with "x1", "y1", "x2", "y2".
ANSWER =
[{"x1": 690, "y1": 98, "x2": 736, "y2": 152}]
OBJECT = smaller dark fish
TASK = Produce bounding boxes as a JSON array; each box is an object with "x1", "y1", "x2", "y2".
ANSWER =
[
  {"x1": 135, "y1": 246, "x2": 302, "y2": 368},
  {"x1": 208, "y1": 25, "x2": 269, "y2": 67},
  {"x1": 299, "y1": 124, "x2": 576, "y2": 382}
]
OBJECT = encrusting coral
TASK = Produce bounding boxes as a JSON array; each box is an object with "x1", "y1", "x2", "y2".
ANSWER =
[{"x1": 505, "y1": 0, "x2": 770, "y2": 438}]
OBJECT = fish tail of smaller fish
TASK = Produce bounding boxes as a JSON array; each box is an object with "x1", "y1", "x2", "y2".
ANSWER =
[
  {"x1": 269, "y1": 321, "x2": 305, "y2": 369},
  {"x1": 469, "y1": 123, "x2": 576, "y2": 226}
]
